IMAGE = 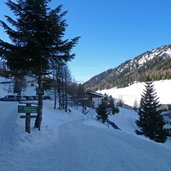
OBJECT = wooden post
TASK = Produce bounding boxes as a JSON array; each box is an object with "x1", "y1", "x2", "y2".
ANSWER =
[{"x1": 25, "y1": 103, "x2": 31, "y2": 133}]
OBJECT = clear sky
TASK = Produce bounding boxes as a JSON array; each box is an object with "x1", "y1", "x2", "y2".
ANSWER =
[{"x1": 1, "y1": 0, "x2": 171, "y2": 83}]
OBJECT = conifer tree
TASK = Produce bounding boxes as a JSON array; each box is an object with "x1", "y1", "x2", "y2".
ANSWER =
[
  {"x1": 136, "y1": 80, "x2": 167, "y2": 143},
  {"x1": 0, "y1": 0, "x2": 79, "y2": 130},
  {"x1": 96, "y1": 100, "x2": 109, "y2": 124},
  {"x1": 108, "y1": 95, "x2": 119, "y2": 115}
]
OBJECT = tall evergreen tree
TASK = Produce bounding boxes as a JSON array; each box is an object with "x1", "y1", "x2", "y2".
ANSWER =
[
  {"x1": 0, "y1": 0, "x2": 79, "y2": 130},
  {"x1": 136, "y1": 81, "x2": 167, "y2": 143}
]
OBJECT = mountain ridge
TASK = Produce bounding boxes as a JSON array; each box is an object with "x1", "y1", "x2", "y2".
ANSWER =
[{"x1": 84, "y1": 44, "x2": 171, "y2": 90}]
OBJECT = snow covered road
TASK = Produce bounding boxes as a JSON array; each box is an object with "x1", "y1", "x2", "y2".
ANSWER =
[
  {"x1": 0, "y1": 102, "x2": 19, "y2": 169},
  {"x1": 49, "y1": 121, "x2": 171, "y2": 171},
  {"x1": 0, "y1": 102, "x2": 171, "y2": 171}
]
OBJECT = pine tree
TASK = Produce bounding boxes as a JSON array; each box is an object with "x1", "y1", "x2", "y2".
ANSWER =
[
  {"x1": 0, "y1": 0, "x2": 79, "y2": 130},
  {"x1": 136, "y1": 81, "x2": 167, "y2": 143},
  {"x1": 96, "y1": 100, "x2": 109, "y2": 124},
  {"x1": 108, "y1": 95, "x2": 119, "y2": 115}
]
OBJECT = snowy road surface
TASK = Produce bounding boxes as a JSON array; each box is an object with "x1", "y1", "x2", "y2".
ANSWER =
[{"x1": 0, "y1": 102, "x2": 171, "y2": 171}]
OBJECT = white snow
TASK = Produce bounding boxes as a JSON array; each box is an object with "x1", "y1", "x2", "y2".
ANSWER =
[
  {"x1": 99, "y1": 79, "x2": 171, "y2": 107},
  {"x1": 0, "y1": 76, "x2": 37, "y2": 97},
  {"x1": 109, "y1": 107, "x2": 139, "y2": 134},
  {"x1": 130, "y1": 46, "x2": 171, "y2": 68},
  {"x1": 0, "y1": 76, "x2": 171, "y2": 170},
  {"x1": 165, "y1": 48, "x2": 171, "y2": 55}
]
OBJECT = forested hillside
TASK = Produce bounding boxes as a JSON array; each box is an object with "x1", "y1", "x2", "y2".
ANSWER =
[{"x1": 84, "y1": 44, "x2": 171, "y2": 90}]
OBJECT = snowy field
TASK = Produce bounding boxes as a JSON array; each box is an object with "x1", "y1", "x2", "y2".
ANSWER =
[
  {"x1": 0, "y1": 100, "x2": 171, "y2": 171},
  {"x1": 99, "y1": 79, "x2": 171, "y2": 107}
]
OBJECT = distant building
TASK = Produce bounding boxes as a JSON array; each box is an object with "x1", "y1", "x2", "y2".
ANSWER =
[{"x1": 86, "y1": 91, "x2": 105, "y2": 108}]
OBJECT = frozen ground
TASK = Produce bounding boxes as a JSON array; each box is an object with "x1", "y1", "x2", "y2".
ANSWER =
[
  {"x1": 0, "y1": 100, "x2": 171, "y2": 171},
  {"x1": 99, "y1": 79, "x2": 171, "y2": 106}
]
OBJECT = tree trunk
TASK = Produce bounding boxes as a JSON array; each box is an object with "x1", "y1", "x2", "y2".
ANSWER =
[
  {"x1": 25, "y1": 103, "x2": 31, "y2": 133},
  {"x1": 54, "y1": 87, "x2": 57, "y2": 109},
  {"x1": 64, "y1": 71, "x2": 68, "y2": 112},
  {"x1": 34, "y1": 74, "x2": 43, "y2": 131},
  {"x1": 53, "y1": 66, "x2": 57, "y2": 109}
]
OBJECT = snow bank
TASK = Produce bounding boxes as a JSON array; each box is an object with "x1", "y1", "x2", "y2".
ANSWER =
[{"x1": 109, "y1": 107, "x2": 139, "y2": 134}]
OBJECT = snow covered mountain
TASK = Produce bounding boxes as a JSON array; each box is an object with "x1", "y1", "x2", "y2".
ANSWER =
[{"x1": 84, "y1": 44, "x2": 171, "y2": 90}]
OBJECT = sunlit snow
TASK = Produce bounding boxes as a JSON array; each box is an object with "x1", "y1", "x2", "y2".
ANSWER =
[{"x1": 0, "y1": 76, "x2": 171, "y2": 170}]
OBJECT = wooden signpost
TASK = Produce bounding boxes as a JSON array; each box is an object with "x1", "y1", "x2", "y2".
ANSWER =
[{"x1": 18, "y1": 103, "x2": 38, "y2": 133}]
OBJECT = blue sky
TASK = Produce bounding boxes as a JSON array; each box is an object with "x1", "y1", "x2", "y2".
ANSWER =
[{"x1": 1, "y1": 0, "x2": 171, "y2": 82}]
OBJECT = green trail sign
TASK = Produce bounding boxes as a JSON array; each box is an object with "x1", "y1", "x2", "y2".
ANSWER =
[{"x1": 18, "y1": 105, "x2": 39, "y2": 113}]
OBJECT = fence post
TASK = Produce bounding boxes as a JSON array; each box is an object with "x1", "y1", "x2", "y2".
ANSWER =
[{"x1": 25, "y1": 103, "x2": 31, "y2": 133}]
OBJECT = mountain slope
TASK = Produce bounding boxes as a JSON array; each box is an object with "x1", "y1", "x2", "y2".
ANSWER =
[
  {"x1": 98, "y1": 79, "x2": 171, "y2": 107},
  {"x1": 84, "y1": 44, "x2": 171, "y2": 90}
]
